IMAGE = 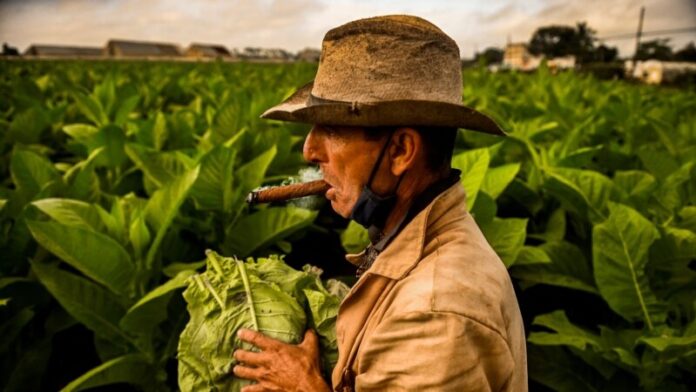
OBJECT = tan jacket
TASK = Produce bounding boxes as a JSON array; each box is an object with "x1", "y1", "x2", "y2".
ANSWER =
[{"x1": 332, "y1": 183, "x2": 527, "y2": 392}]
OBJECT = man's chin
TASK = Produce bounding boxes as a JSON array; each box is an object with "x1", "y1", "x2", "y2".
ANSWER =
[{"x1": 330, "y1": 200, "x2": 352, "y2": 219}]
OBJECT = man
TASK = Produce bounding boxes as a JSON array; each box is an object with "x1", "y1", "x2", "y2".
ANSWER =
[{"x1": 233, "y1": 15, "x2": 527, "y2": 391}]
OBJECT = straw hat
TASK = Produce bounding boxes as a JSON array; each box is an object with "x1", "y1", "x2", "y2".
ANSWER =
[{"x1": 261, "y1": 15, "x2": 505, "y2": 136}]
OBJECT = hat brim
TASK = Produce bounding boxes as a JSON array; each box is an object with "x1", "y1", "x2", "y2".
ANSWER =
[{"x1": 261, "y1": 82, "x2": 506, "y2": 136}]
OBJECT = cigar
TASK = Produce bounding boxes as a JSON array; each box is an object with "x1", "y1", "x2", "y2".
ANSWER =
[{"x1": 246, "y1": 180, "x2": 330, "y2": 205}]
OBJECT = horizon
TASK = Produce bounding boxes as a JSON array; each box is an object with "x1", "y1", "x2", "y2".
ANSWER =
[{"x1": 1, "y1": 0, "x2": 695, "y2": 58}]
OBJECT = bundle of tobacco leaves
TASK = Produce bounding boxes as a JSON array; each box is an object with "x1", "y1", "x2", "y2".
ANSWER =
[{"x1": 177, "y1": 250, "x2": 349, "y2": 391}]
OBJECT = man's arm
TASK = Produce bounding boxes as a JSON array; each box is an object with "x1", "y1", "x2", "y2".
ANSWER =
[
  {"x1": 233, "y1": 329, "x2": 331, "y2": 392},
  {"x1": 355, "y1": 310, "x2": 516, "y2": 391}
]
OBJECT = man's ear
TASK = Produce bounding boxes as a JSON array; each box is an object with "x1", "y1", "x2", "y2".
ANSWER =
[{"x1": 388, "y1": 127, "x2": 422, "y2": 176}]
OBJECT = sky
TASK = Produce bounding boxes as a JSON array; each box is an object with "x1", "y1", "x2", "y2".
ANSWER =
[{"x1": 1, "y1": 0, "x2": 695, "y2": 58}]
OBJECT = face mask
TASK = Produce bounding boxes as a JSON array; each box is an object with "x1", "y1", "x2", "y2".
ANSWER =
[
  {"x1": 350, "y1": 185, "x2": 398, "y2": 229},
  {"x1": 349, "y1": 131, "x2": 403, "y2": 229}
]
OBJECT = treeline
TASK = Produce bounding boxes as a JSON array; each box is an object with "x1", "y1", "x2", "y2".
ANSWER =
[{"x1": 474, "y1": 21, "x2": 696, "y2": 64}]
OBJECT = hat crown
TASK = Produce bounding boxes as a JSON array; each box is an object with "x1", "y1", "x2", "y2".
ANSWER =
[{"x1": 312, "y1": 15, "x2": 463, "y2": 104}]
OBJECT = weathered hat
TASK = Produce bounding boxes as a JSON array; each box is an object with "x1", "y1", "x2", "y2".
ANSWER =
[{"x1": 261, "y1": 15, "x2": 505, "y2": 136}]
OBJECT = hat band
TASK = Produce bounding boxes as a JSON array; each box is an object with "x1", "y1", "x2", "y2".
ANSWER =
[{"x1": 308, "y1": 93, "x2": 362, "y2": 114}]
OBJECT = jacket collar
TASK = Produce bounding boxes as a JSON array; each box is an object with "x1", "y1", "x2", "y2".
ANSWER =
[{"x1": 346, "y1": 180, "x2": 469, "y2": 280}]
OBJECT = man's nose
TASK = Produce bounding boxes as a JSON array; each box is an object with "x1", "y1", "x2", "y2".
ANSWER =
[{"x1": 303, "y1": 126, "x2": 325, "y2": 163}]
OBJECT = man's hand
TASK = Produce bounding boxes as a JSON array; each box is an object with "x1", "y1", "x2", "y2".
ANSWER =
[{"x1": 233, "y1": 328, "x2": 331, "y2": 392}]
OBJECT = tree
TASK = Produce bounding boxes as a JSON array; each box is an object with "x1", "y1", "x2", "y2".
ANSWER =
[
  {"x1": 593, "y1": 44, "x2": 618, "y2": 63},
  {"x1": 635, "y1": 39, "x2": 673, "y2": 61},
  {"x1": 528, "y1": 22, "x2": 599, "y2": 63},
  {"x1": 2, "y1": 43, "x2": 19, "y2": 56},
  {"x1": 674, "y1": 42, "x2": 696, "y2": 62},
  {"x1": 474, "y1": 47, "x2": 504, "y2": 65}
]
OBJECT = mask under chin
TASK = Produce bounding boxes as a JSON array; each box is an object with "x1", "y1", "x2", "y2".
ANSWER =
[{"x1": 349, "y1": 185, "x2": 397, "y2": 229}]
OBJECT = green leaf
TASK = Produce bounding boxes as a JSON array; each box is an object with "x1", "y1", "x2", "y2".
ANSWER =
[
  {"x1": 677, "y1": 206, "x2": 696, "y2": 232},
  {"x1": 93, "y1": 74, "x2": 117, "y2": 119},
  {"x1": 178, "y1": 252, "x2": 306, "y2": 391},
  {"x1": 96, "y1": 125, "x2": 128, "y2": 168},
  {"x1": 190, "y1": 145, "x2": 237, "y2": 212},
  {"x1": 64, "y1": 147, "x2": 104, "y2": 200},
  {"x1": 451, "y1": 148, "x2": 490, "y2": 210},
  {"x1": 512, "y1": 241, "x2": 598, "y2": 294},
  {"x1": 544, "y1": 168, "x2": 615, "y2": 223},
  {"x1": 340, "y1": 221, "x2": 370, "y2": 254},
  {"x1": 507, "y1": 178, "x2": 543, "y2": 215},
  {"x1": 469, "y1": 190, "x2": 497, "y2": 225},
  {"x1": 546, "y1": 208, "x2": 566, "y2": 242},
  {"x1": 528, "y1": 310, "x2": 602, "y2": 350},
  {"x1": 63, "y1": 123, "x2": 100, "y2": 150},
  {"x1": 0, "y1": 308, "x2": 35, "y2": 353},
  {"x1": 236, "y1": 146, "x2": 278, "y2": 193},
  {"x1": 31, "y1": 261, "x2": 131, "y2": 346},
  {"x1": 162, "y1": 260, "x2": 206, "y2": 278},
  {"x1": 129, "y1": 213, "x2": 151, "y2": 262},
  {"x1": 481, "y1": 162, "x2": 520, "y2": 199},
  {"x1": 599, "y1": 326, "x2": 642, "y2": 367},
  {"x1": 637, "y1": 147, "x2": 679, "y2": 179},
  {"x1": 30, "y1": 199, "x2": 103, "y2": 231},
  {"x1": 114, "y1": 95, "x2": 140, "y2": 126},
  {"x1": 26, "y1": 219, "x2": 134, "y2": 296},
  {"x1": 528, "y1": 345, "x2": 602, "y2": 392},
  {"x1": 145, "y1": 167, "x2": 200, "y2": 268},
  {"x1": 60, "y1": 354, "x2": 155, "y2": 392},
  {"x1": 613, "y1": 170, "x2": 656, "y2": 203},
  {"x1": 480, "y1": 217, "x2": 527, "y2": 268},
  {"x1": 514, "y1": 245, "x2": 551, "y2": 266},
  {"x1": 224, "y1": 207, "x2": 317, "y2": 257},
  {"x1": 638, "y1": 334, "x2": 696, "y2": 353},
  {"x1": 73, "y1": 91, "x2": 108, "y2": 127},
  {"x1": 153, "y1": 111, "x2": 168, "y2": 150},
  {"x1": 10, "y1": 147, "x2": 61, "y2": 202},
  {"x1": 125, "y1": 143, "x2": 193, "y2": 188},
  {"x1": 592, "y1": 202, "x2": 665, "y2": 328},
  {"x1": 120, "y1": 270, "x2": 195, "y2": 333},
  {"x1": 8, "y1": 107, "x2": 50, "y2": 144}
]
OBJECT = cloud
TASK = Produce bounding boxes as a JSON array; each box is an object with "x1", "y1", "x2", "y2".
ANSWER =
[{"x1": 0, "y1": 0, "x2": 694, "y2": 56}]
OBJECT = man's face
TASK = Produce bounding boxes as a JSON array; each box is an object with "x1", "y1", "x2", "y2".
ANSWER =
[{"x1": 303, "y1": 125, "x2": 387, "y2": 218}]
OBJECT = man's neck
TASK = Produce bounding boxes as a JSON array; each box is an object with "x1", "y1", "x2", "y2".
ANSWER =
[{"x1": 381, "y1": 168, "x2": 451, "y2": 237}]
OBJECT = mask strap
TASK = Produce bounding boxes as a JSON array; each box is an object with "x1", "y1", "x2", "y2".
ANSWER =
[{"x1": 366, "y1": 129, "x2": 397, "y2": 189}]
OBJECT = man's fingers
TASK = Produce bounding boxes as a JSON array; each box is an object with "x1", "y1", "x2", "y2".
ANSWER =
[
  {"x1": 234, "y1": 349, "x2": 268, "y2": 366},
  {"x1": 233, "y1": 364, "x2": 262, "y2": 381},
  {"x1": 237, "y1": 329, "x2": 279, "y2": 351},
  {"x1": 300, "y1": 329, "x2": 320, "y2": 353},
  {"x1": 241, "y1": 383, "x2": 271, "y2": 392}
]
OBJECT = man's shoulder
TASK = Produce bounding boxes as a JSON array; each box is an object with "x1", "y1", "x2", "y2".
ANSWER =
[{"x1": 386, "y1": 225, "x2": 517, "y2": 336}]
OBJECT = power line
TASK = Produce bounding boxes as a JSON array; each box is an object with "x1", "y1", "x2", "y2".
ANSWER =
[{"x1": 599, "y1": 27, "x2": 696, "y2": 41}]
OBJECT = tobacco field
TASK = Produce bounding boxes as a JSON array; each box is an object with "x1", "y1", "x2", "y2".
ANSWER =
[{"x1": 0, "y1": 60, "x2": 694, "y2": 391}]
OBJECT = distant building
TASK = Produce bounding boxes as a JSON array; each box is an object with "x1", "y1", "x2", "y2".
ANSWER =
[
  {"x1": 105, "y1": 39, "x2": 181, "y2": 58},
  {"x1": 626, "y1": 60, "x2": 696, "y2": 84},
  {"x1": 239, "y1": 47, "x2": 294, "y2": 61},
  {"x1": 185, "y1": 43, "x2": 232, "y2": 59},
  {"x1": 503, "y1": 43, "x2": 541, "y2": 71},
  {"x1": 547, "y1": 56, "x2": 576, "y2": 71},
  {"x1": 503, "y1": 43, "x2": 577, "y2": 72},
  {"x1": 296, "y1": 48, "x2": 321, "y2": 62},
  {"x1": 24, "y1": 44, "x2": 103, "y2": 58}
]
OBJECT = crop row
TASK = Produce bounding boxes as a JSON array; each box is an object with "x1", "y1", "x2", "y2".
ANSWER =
[{"x1": 0, "y1": 60, "x2": 694, "y2": 391}]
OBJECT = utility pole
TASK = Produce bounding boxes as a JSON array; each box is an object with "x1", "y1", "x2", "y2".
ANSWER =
[{"x1": 633, "y1": 6, "x2": 645, "y2": 62}]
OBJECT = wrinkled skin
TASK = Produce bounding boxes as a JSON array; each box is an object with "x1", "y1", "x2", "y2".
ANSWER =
[
  {"x1": 233, "y1": 329, "x2": 330, "y2": 392},
  {"x1": 303, "y1": 125, "x2": 394, "y2": 218}
]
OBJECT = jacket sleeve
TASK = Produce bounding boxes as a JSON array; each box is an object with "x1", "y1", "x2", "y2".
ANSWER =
[{"x1": 354, "y1": 310, "x2": 515, "y2": 392}]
